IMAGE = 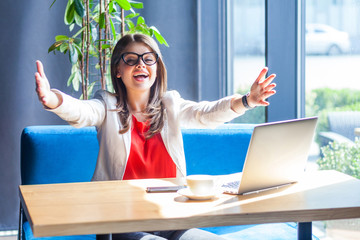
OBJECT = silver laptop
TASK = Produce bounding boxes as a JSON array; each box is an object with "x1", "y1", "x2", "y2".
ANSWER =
[{"x1": 221, "y1": 117, "x2": 318, "y2": 195}]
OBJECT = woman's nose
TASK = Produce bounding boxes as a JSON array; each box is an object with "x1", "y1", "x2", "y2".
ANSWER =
[{"x1": 136, "y1": 58, "x2": 146, "y2": 68}]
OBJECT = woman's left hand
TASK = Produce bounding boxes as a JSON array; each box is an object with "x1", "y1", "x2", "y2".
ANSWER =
[
  {"x1": 231, "y1": 67, "x2": 276, "y2": 112},
  {"x1": 247, "y1": 67, "x2": 276, "y2": 108}
]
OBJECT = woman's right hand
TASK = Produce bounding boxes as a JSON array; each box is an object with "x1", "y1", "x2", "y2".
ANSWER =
[{"x1": 35, "y1": 60, "x2": 61, "y2": 109}]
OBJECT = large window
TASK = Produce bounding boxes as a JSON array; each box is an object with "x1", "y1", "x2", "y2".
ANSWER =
[
  {"x1": 228, "y1": 0, "x2": 360, "y2": 238},
  {"x1": 306, "y1": 0, "x2": 360, "y2": 239},
  {"x1": 229, "y1": 0, "x2": 266, "y2": 123}
]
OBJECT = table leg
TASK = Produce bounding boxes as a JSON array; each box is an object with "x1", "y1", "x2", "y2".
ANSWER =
[
  {"x1": 18, "y1": 203, "x2": 23, "y2": 240},
  {"x1": 298, "y1": 222, "x2": 312, "y2": 240},
  {"x1": 96, "y1": 234, "x2": 112, "y2": 240}
]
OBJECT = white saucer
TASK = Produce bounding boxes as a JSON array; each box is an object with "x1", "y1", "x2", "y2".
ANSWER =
[{"x1": 177, "y1": 188, "x2": 220, "y2": 200}]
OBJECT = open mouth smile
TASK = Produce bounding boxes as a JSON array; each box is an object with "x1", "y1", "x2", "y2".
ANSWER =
[{"x1": 133, "y1": 72, "x2": 149, "y2": 81}]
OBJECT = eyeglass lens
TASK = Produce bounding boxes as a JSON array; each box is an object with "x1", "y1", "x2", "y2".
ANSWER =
[{"x1": 122, "y1": 52, "x2": 158, "y2": 66}]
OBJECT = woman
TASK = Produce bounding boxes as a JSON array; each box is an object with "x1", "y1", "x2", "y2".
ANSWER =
[{"x1": 35, "y1": 33, "x2": 276, "y2": 240}]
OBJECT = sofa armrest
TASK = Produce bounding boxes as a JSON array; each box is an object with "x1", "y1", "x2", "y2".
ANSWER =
[{"x1": 318, "y1": 131, "x2": 354, "y2": 148}]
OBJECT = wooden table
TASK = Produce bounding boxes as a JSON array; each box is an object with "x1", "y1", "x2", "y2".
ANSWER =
[{"x1": 19, "y1": 170, "x2": 360, "y2": 240}]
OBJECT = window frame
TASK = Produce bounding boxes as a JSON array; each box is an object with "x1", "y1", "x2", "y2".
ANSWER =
[{"x1": 199, "y1": 0, "x2": 306, "y2": 122}]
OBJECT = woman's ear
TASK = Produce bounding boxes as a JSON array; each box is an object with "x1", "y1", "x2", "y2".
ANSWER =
[{"x1": 116, "y1": 72, "x2": 121, "y2": 79}]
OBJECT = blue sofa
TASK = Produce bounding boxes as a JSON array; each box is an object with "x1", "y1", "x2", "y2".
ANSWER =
[{"x1": 19, "y1": 124, "x2": 310, "y2": 240}]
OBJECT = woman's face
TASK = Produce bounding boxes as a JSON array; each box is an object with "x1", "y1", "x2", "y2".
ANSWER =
[{"x1": 116, "y1": 42, "x2": 158, "y2": 95}]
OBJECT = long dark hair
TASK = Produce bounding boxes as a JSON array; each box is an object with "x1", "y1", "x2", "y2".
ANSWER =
[{"x1": 110, "y1": 34, "x2": 167, "y2": 138}]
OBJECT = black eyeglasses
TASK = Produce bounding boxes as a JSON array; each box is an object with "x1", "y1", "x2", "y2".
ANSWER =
[{"x1": 121, "y1": 52, "x2": 159, "y2": 66}]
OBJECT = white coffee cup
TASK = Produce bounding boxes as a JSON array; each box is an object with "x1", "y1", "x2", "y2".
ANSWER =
[{"x1": 186, "y1": 175, "x2": 215, "y2": 196}]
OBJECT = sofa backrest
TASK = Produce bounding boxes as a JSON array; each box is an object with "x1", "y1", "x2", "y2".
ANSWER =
[
  {"x1": 183, "y1": 124, "x2": 254, "y2": 175},
  {"x1": 20, "y1": 124, "x2": 254, "y2": 185},
  {"x1": 21, "y1": 126, "x2": 98, "y2": 185}
]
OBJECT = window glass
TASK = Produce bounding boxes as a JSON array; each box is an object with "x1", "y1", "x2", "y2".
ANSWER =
[
  {"x1": 306, "y1": 0, "x2": 360, "y2": 238},
  {"x1": 230, "y1": 0, "x2": 265, "y2": 123}
]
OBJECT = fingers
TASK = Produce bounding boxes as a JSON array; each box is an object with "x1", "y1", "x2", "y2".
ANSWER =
[
  {"x1": 35, "y1": 60, "x2": 50, "y2": 105},
  {"x1": 36, "y1": 60, "x2": 46, "y2": 78},
  {"x1": 261, "y1": 74, "x2": 276, "y2": 88},
  {"x1": 255, "y1": 67, "x2": 268, "y2": 84},
  {"x1": 265, "y1": 82, "x2": 277, "y2": 92},
  {"x1": 248, "y1": 67, "x2": 277, "y2": 107}
]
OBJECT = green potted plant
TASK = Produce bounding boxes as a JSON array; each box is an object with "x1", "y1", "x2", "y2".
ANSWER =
[
  {"x1": 49, "y1": 0, "x2": 168, "y2": 99},
  {"x1": 317, "y1": 139, "x2": 360, "y2": 179},
  {"x1": 317, "y1": 139, "x2": 360, "y2": 238}
]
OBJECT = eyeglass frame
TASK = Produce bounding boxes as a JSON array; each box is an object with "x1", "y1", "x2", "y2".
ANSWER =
[{"x1": 120, "y1": 52, "x2": 159, "y2": 66}]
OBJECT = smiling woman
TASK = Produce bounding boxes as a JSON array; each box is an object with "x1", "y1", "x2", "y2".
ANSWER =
[{"x1": 115, "y1": 43, "x2": 159, "y2": 102}]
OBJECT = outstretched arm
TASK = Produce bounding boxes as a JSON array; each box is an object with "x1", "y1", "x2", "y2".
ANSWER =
[
  {"x1": 231, "y1": 67, "x2": 276, "y2": 112},
  {"x1": 35, "y1": 60, "x2": 62, "y2": 109}
]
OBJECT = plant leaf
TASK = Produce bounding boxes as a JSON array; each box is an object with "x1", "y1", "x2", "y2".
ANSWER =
[
  {"x1": 48, "y1": 41, "x2": 65, "y2": 53},
  {"x1": 74, "y1": 44, "x2": 83, "y2": 61},
  {"x1": 130, "y1": 1, "x2": 143, "y2": 9},
  {"x1": 69, "y1": 64, "x2": 81, "y2": 91},
  {"x1": 109, "y1": 0, "x2": 115, "y2": 13},
  {"x1": 69, "y1": 44, "x2": 78, "y2": 64},
  {"x1": 67, "y1": 70, "x2": 76, "y2": 87},
  {"x1": 115, "y1": 0, "x2": 131, "y2": 11},
  {"x1": 74, "y1": 11, "x2": 83, "y2": 26},
  {"x1": 99, "y1": 12, "x2": 106, "y2": 29},
  {"x1": 69, "y1": 23, "x2": 75, "y2": 31},
  {"x1": 91, "y1": 22, "x2": 98, "y2": 41},
  {"x1": 136, "y1": 16, "x2": 145, "y2": 25},
  {"x1": 87, "y1": 81, "x2": 96, "y2": 98},
  {"x1": 109, "y1": 18, "x2": 116, "y2": 39},
  {"x1": 102, "y1": 44, "x2": 111, "y2": 50},
  {"x1": 150, "y1": 26, "x2": 169, "y2": 47},
  {"x1": 60, "y1": 42, "x2": 69, "y2": 53},
  {"x1": 126, "y1": 19, "x2": 135, "y2": 30},
  {"x1": 64, "y1": 0, "x2": 75, "y2": 25},
  {"x1": 72, "y1": 71, "x2": 80, "y2": 91},
  {"x1": 55, "y1": 35, "x2": 70, "y2": 41},
  {"x1": 125, "y1": 13, "x2": 139, "y2": 19},
  {"x1": 74, "y1": 0, "x2": 85, "y2": 17}
]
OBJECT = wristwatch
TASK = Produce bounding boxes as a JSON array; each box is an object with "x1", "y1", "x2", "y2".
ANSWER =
[{"x1": 242, "y1": 93, "x2": 254, "y2": 109}]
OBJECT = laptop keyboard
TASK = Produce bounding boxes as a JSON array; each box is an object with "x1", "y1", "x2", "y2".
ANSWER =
[{"x1": 222, "y1": 180, "x2": 240, "y2": 189}]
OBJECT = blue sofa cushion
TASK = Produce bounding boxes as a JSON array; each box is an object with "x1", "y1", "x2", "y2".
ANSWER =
[
  {"x1": 21, "y1": 126, "x2": 98, "y2": 185},
  {"x1": 183, "y1": 124, "x2": 254, "y2": 175}
]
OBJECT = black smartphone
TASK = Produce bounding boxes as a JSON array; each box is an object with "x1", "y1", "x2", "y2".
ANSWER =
[{"x1": 146, "y1": 185, "x2": 186, "y2": 193}]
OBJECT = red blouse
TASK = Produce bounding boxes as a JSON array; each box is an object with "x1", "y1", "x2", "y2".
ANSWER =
[{"x1": 123, "y1": 115, "x2": 176, "y2": 180}]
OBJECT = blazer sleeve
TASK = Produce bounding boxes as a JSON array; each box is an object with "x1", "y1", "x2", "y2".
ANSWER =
[
  {"x1": 163, "y1": 90, "x2": 246, "y2": 129},
  {"x1": 46, "y1": 89, "x2": 109, "y2": 128}
]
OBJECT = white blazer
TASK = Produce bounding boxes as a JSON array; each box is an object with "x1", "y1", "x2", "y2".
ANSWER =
[{"x1": 49, "y1": 89, "x2": 245, "y2": 181}]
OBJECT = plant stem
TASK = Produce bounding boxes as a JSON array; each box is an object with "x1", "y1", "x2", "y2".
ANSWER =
[
  {"x1": 121, "y1": 8, "x2": 125, "y2": 37},
  {"x1": 85, "y1": 0, "x2": 90, "y2": 100},
  {"x1": 81, "y1": 15, "x2": 85, "y2": 97},
  {"x1": 102, "y1": 0, "x2": 109, "y2": 90},
  {"x1": 99, "y1": 0, "x2": 104, "y2": 90}
]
